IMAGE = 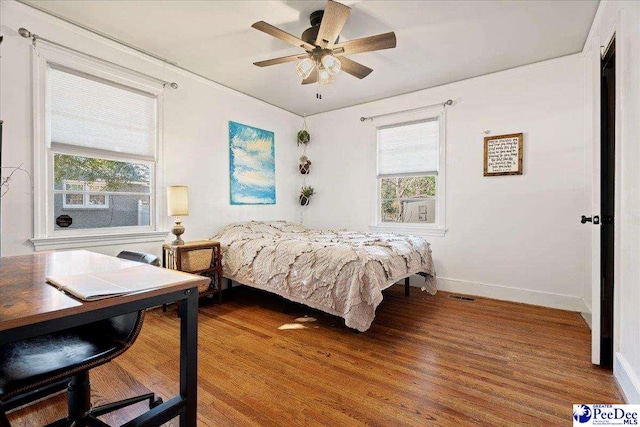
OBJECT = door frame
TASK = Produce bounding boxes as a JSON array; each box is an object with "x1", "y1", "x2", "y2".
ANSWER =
[
  {"x1": 585, "y1": 18, "x2": 624, "y2": 365},
  {"x1": 587, "y1": 24, "x2": 617, "y2": 366}
]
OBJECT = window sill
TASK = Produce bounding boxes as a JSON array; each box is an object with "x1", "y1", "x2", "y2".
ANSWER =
[
  {"x1": 30, "y1": 230, "x2": 169, "y2": 251},
  {"x1": 369, "y1": 224, "x2": 447, "y2": 237}
]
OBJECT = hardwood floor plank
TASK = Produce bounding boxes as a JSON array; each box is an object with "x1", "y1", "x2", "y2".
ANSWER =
[{"x1": 7, "y1": 285, "x2": 622, "y2": 426}]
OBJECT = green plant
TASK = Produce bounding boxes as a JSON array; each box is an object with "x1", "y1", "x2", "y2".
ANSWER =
[
  {"x1": 297, "y1": 130, "x2": 310, "y2": 146},
  {"x1": 300, "y1": 186, "x2": 314, "y2": 197},
  {"x1": 299, "y1": 156, "x2": 312, "y2": 175}
]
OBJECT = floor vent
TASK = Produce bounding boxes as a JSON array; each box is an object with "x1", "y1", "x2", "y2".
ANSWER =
[{"x1": 448, "y1": 294, "x2": 475, "y2": 302}]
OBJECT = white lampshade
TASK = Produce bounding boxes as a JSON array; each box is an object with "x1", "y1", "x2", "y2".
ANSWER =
[
  {"x1": 321, "y1": 55, "x2": 341, "y2": 76},
  {"x1": 295, "y1": 58, "x2": 315, "y2": 79},
  {"x1": 318, "y1": 67, "x2": 334, "y2": 86},
  {"x1": 167, "y1": 186, "x2": 189, "y2": 216}
]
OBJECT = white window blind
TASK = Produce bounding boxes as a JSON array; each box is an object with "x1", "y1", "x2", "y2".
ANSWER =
[
  {"x1": 49, "y1": 66, "x2": 157, "y2": 158},
  {"x1": 377, "y1": 118, "x2": 439, "y2": 177}
]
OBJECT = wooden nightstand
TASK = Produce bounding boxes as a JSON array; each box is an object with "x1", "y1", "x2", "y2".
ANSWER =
[{"x1": 163, "y1": 240, "x2": 223, "y2": 305}]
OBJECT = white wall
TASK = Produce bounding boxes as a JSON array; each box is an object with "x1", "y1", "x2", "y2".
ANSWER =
[
  {"x1": 583, "y1": 0, "x2": 640, "y2": 403},
  {"x1": 0, "y1": 1, "x2": 301, "y2": 258},
  {"x1": 305, "y1": 54, "x2": 589, "y2": 312}
]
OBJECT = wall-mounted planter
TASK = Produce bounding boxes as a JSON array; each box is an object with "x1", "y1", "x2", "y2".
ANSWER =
[
  {"x1": 297, "y1": 130, "x2": 310, "y2": 146},
  {"x1": 299, "y1": 186, "x2": 314, "y2": 206},
  {"x1": 299, "y1": 155, "x2": 311, "y2": 175}
]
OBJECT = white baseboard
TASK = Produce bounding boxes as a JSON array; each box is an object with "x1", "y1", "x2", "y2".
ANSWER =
[
  {"x1": 581, "y1": 311, "x2": 592, "y2": 329},
  {"x1": 581, "y1": 298, "x2": 592, "y2": 329},
  {"x1": 615, "y1": 353, "x2": 640, "y2": 404},
  {"x1": 433, "y1": 277, "x2": 589, "y2": 312}
]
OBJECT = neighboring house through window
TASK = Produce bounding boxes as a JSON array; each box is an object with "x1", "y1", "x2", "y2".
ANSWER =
[
  {"x1": 373, "y1": 111, "x2": 446, "y2": 236},
  {"x1": 61, "y1": 180, "x2": 109, "y2": 209},
  {"x1": 30, "y1": 43, "x2": 166, "y2": 250}
]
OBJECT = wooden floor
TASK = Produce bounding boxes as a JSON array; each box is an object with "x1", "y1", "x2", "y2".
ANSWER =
[{"x1": 8, "y1": 285, "x2": 622, "y2": 426}]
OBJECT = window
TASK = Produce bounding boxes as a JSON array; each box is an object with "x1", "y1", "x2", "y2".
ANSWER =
[
  {"x1": 374, "y1": 113, "x2": 446, "y2": 235},
  {"x1": 61, "y1": 180, "x2": 109, "y2": 209},
  {"x1": 30, "y1": 43, "x2": 166, "y2": 250},
  {"x1": 48, "y1": 67, "x2": 156, "y2": 233}
]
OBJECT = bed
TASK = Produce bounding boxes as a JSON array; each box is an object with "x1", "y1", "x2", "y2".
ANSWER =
[{"x1": 212, "y1": 221, "x2": 437, "y2": 331}]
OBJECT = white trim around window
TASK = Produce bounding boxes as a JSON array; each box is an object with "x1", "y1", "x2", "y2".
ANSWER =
[
  {"x1": 30, "y1": 41, "x2": 167, "y2": 250},
  {"x1": 370, "y1": 108, "x2": 447, "y2": 237}
]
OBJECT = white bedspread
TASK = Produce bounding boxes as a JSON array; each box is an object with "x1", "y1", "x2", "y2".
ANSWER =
[{"x1": 212, "y1": 221, "x2": 437, "y2": 331}]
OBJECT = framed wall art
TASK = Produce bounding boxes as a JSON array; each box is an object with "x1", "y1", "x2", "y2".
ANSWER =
[{"x1": 484, "y1": 133, "x2": 523, "y2": 177}]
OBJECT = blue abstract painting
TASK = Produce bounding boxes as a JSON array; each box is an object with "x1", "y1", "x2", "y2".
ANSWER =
[{"x1": 229, "y1": 121, "x2": 276, "y2": 205}]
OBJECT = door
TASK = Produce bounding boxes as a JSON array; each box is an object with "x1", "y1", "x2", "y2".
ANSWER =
[{"x1": 599, "y1": 39, "x2": 615, "y2": 369}]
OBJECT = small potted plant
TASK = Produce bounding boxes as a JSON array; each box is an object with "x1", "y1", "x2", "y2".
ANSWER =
[
  {"x1": 299, "y1": 155, "x2": 312, "y2": 174},
  {"x1": 297, "y1": 129, "x2": 310, "y2": 146},
  {"x1": 299, "y1": 186, "x2": 314, "y2": 206}
]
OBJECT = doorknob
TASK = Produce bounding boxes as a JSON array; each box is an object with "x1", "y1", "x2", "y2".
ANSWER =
[{"x1": 581, "y1": 215, "x2": 600, "y2": 224}]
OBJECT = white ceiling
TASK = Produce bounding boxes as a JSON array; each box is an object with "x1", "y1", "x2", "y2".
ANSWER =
[{"x1": 22, "y1": 0, "x2": 599, "y2": 116}]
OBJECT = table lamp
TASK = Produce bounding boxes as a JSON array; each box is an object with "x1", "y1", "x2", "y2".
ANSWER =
[{"x1": 167, "y1": 185, "x2": 189, "y2": 245}]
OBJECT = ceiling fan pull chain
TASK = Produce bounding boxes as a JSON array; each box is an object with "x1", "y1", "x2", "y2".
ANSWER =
[{"x1": 316, "y1": 67, "x2": 322, "y2": 99}]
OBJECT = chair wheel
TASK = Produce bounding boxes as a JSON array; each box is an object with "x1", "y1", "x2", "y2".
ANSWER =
[{"x1": 150, "y1": 397, "x2": 163, "y2": 408}]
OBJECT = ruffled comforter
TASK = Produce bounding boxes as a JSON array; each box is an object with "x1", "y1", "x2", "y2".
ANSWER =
[{"x1": 212, "y1": 221, "x2": 437, "y2": 331}]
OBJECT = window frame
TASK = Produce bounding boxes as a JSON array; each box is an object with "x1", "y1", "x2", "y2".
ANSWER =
[
  {"x1": 371, "y1": 109, "x2": 447, "y2": 237},
  {"x1": 30, "y1": 42, "x2": 167, "y2": 250}
]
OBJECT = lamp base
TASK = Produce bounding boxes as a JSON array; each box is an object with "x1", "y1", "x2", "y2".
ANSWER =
[{"x1": 171, "y1": 221, "x2": 185, "y2": 246}]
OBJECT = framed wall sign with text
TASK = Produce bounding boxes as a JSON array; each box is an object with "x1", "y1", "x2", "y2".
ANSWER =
[{"x1": 484, "y1": 133, "x2": 523, "y2": 176}]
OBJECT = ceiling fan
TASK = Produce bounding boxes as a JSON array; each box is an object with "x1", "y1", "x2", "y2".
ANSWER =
[{"x1": 251, "y1": 0, "x2": 396, "y2": 87}]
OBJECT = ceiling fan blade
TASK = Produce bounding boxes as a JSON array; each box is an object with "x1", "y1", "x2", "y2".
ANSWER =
[
  {"x1": 252, "y1": 21, "x2": 315, "y2": 51},
  {"x1": 339, "y1": 57, "x2": 373, "y2": 79},
  {"x1": 302, "y1": 72, "x2": 318, "y2": 85},
  {"x1": 333, "y1": 32, "x2": 397, "y2": 55},
  {"x1": 316, "y1": 0, "x2": 351, "y2": 49},
  {"x1": 254, "y1": 54, "x2": 308, "y2": 67}
]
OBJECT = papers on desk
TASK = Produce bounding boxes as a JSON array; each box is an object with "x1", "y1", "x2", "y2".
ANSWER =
[{"x1": 46, "y1": 265, "x2": 187, "y2": 301}]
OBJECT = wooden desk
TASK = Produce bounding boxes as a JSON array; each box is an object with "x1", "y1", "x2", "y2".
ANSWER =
[{"x1": 0, "y1": 250, "x2": 208, "y2": 427}]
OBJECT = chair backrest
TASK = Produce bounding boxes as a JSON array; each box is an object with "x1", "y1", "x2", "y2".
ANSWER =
[
  {"x1": 116, "y1": 250, "x2": 160, "y2": 266},
  {"x1": 110, "y1": 251, "x2": 160, "y2": 342}
]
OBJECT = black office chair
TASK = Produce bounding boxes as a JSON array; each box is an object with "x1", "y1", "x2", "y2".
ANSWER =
[{"x1": 0, "y1": 251, "x2": 163, "y2": 427}]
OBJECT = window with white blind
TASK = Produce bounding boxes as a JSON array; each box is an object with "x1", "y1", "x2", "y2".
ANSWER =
[
  {"x1": 374, "y1": 113, "x2": 446, "y2": 235},
  {"x1": 48, "y1": 66, "x2": 155, "y2": 233},
  {"x1": 30, "y1": 44, "x2": 166, "y2": 250}
]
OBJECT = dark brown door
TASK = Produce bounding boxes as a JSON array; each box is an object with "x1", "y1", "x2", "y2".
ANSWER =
[{"x1": 600, "y1": 39, "x2": 615, "y2": 369}]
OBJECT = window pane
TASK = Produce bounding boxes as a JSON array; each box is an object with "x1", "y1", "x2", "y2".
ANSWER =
[
  {"x1": 380, "y1": 175, "x2": 436, "y2": 224},
  {"x1": 89, "y1": 195, "x2": 107, "y2": 206},
  {"x1": 65, "y1": 194, "x2": 83, "y2": 206},
  {"x1": 54, "y1": 154, "x2": 151, "y2": 193},
  {"x1": 53, "y1": 154, "x2": 151, "y2": 230},
  {"x1": 65, "y1": 182, "x2": 83, "y2": 191},
  {"x1": 54, "y1": 195, "x2": 151, "y2": 229}
]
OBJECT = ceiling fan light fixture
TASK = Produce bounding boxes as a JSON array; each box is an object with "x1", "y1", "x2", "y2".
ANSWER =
[
  {"x1": 295, "y1": 57, "x2": 316, "y2": 79},
  {"x1": 318, "y1": 67, "x2": 334, "y2": 85},
  {"x1": 321, "y1": 54, "x2": 341, "y2": 76}
]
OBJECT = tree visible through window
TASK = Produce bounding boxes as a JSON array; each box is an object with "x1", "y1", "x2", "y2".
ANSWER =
[
  {"x1": 381, "y1": 176, "x2": 436, "y2": 223},
  {"x1": 54, "y1": 154, "x2": 152, "y2": 229}
]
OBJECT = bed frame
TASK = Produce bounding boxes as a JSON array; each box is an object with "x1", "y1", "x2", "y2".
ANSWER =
[{"x1": 228, "y1": 272, "x2": 430, "y2": 307}]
